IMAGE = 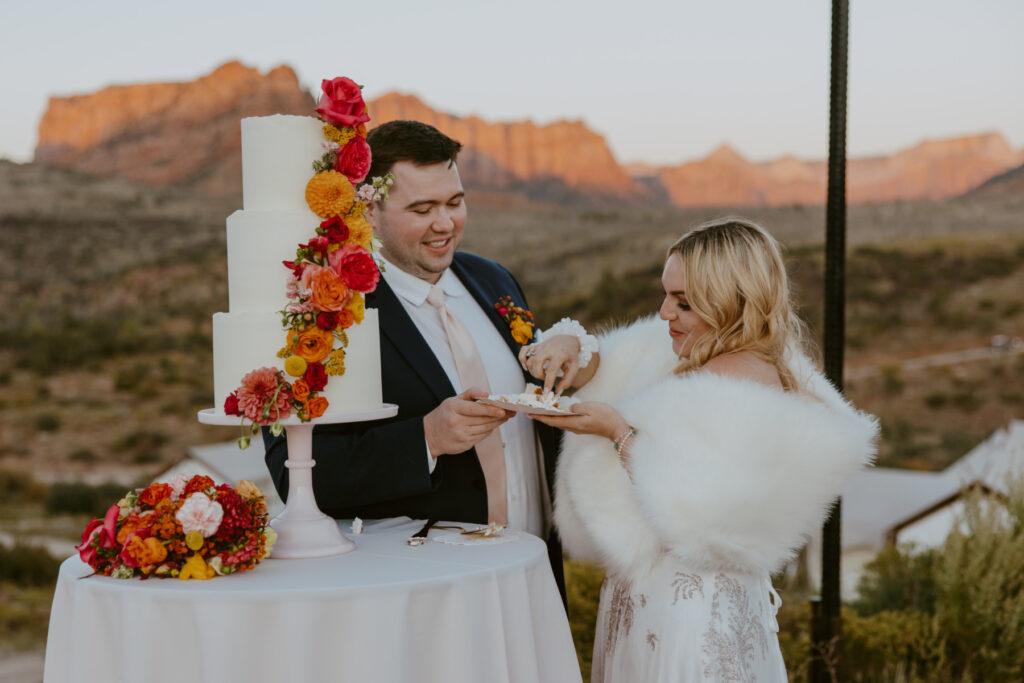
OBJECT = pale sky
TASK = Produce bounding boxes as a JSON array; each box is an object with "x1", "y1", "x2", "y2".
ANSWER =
[{"x1": 1, "y1": 0, "x2": 1021, "y2": 166}]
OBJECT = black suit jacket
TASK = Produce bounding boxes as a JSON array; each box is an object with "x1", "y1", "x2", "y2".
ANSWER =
[{"x1": 264, "y1": 252, "x2": 566, "y2": 598}]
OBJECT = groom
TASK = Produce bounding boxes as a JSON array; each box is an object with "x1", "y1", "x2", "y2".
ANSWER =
[{"x1": 264, "y1": 120, "x2": 565, "y2": 597}]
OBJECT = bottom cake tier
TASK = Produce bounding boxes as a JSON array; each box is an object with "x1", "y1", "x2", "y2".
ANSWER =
[{"x1": 212, "y1": 309, "x2": 383, "y2": 416}]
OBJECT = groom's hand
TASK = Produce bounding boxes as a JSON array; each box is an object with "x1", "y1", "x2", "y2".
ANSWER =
[{"x1": 423, "y1": 389, "x2": 513, "y2": 457}]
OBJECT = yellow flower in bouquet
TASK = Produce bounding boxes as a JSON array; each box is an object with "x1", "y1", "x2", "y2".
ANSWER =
[{"x1": 179, "y1": 554, "x2": 217, "y2": 581}]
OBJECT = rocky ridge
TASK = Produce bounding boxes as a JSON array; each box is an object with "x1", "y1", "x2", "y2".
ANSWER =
[{"x1": 33, "y1": 61, "x2": 1024, "y2": 206}]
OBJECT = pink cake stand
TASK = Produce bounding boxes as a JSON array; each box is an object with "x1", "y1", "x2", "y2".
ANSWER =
[{"x1": 197, "y1": 405, "x2": 398, "y2": 559}]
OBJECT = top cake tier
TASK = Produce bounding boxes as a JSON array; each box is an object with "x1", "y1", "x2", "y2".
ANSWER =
[{"x1": 241, "y1": 115, "x2": 325, "y2": 211}]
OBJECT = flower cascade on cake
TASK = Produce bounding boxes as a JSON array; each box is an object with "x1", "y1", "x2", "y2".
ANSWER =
[
  {"x1": 75, "y1": 474, "x2": 276, "y2": 580},
  {"x1": 223, "y1": 76, "x2": 393, "y2": 446}
]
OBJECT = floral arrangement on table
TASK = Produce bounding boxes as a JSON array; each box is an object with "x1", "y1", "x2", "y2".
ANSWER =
[
  {"x1": 223, "y1": 76, "x2": 394, "y2": 447},
  {"x1": 494, "y1": 295, "x2": 535, "y2": 345},
  {"x1": 75, "y1": 474, "x2": 275, "y2": 580}
]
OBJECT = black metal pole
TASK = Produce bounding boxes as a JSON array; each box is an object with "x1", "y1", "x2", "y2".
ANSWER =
[{"x1": 812, "y1": 0, "x2": 849, "y2": 681}]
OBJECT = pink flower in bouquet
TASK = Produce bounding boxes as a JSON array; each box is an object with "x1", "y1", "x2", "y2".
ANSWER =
[
  {"x1": 76, "y1": 503, "x2": 120, "y2": 565},
  {"x1": 335, "y1": 137, "x2": 371, "y2": 185},
  {"x1": 315, "y1": 77, "x2": 370, "y2": 128},
  {"x1": 175, "y1": 492, "x2": 224, "y2": 538},
  {"x1": 328, "y1": 244, "x2": 379, "y2": 293},
  {"x1": 167, "y1": 473, "x2": 189, "y2": 499},
  {"x1": 236, "y1": 367, "x2": 292, "y2": 424}
]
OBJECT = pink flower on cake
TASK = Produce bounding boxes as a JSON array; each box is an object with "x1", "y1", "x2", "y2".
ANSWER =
[
  {"x1": 315, "y1": 77, "x2": 370, "y2": 128},
  {"x1": 329, "y1": 244, "x2": 379, "y2": 293},
  {"x1": 335, "y1": 137, "x2": 371, "y2": 185},
  {"x1": 236, "y1": 367, "x2": 292, "y2": 423},
  {"x1": 355, "y1": 184, "x2": 375, "y2": 203},
  {"x1": 176, "y1": 492, "x2": 224, "y2": 538}
]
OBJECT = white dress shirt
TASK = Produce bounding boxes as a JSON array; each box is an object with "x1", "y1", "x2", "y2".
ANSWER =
[{"x1": 379, "y1": 256, "x2": 545, "y2": 537}]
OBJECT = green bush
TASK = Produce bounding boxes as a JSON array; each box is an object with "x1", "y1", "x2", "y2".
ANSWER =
[
  {"x1": 0, "y1": 468, "x2": 48, "y2": 504},
  {"x1": 565, "y1": 559, "x2": 604, "y2": 681},
  {"x1": 43, "y1": 480, "x2": 128, "y2": 516},
  {"x1": 0, "y1": 543, "x2": 60, "y2": 587}
]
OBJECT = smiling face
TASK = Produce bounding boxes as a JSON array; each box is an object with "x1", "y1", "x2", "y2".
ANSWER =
[
  {"x1": 659, "y1": 252, "x2": 712, "y2": 358},
  {"x1": 366, "y1": 160, "x2": 467, "y2": 283}
]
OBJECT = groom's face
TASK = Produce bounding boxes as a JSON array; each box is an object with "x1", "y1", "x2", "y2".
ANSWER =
[{"x1": 367, "y1": 160, "x2": 467, "y2": 284}]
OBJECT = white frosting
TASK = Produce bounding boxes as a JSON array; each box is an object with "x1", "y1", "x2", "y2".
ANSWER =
[
  {"x1": 226, "y1": 209, "x2": 319, "y2": 313},
  {"x1": 241, "y1": 115, "x2": 325, "y2": 211},
  {"x1": 212, "y1": 115, "x2": 384, "y2": 417},
  {"x1": 213, "y1": 309, "x2": 382, "y2": 414},
  {"x1": 491, "y1": 390, "x2": 578, "y2": 412}
]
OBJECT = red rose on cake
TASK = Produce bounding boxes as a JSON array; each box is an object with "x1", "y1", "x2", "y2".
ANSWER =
[
  {"x1": 329, "y1": 244, "x2": 379, "y2": 293},
  {"x1": 319, "y1": 216, "x2": 350, "y2": 244},
  {"x1": 315, "y1": 77, "x2": 370, "y2": 128},
  {"x1": 304, "y1": 362, "x2": 328, "y2": 392},
  {"x1": 335, "y1": 137, "x2": 371, "y2": 185}
]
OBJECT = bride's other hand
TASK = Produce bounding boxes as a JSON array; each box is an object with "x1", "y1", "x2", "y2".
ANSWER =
[
  {"x1": 529, "y1": 401, "x2": 628, "y2": 441},
  {"x1": 518, "y1": 335, "x2": 582, "y2": 394}
]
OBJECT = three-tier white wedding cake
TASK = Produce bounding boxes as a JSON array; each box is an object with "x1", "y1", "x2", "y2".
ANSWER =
[{"x1": 211, "y1": 114, "x2": 383, "y2": 416}]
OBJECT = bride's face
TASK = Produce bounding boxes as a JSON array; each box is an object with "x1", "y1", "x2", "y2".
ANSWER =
[{"x1": 659, "y1": 253, "x2": 711, "y2": 358}]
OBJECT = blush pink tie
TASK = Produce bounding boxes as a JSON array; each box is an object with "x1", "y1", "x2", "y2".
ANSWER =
[{"x1": 426, "y1": 285, "x2": 508, "y2": 525}]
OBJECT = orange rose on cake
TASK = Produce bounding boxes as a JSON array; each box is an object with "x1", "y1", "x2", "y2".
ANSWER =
[
  {"x1": 289, "y1": 327, "x2": 334, "y2": 364},
  {"x1": 304, "y1": 265, "x2": 351, "y2": 312}
]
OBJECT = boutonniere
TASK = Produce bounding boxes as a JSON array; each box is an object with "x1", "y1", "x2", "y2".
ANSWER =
[{"x1": 494, "y1": 295, "x2": 535, "y2": 345}]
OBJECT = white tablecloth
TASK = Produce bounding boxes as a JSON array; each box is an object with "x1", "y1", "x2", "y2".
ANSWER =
[{"x1": 43, "y1": 518, "x2": 581, "y2": 683}]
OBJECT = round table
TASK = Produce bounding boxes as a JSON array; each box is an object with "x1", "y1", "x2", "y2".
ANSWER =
[{"x1": 43, "y1": 518, "x2": 581, "y2": 683}]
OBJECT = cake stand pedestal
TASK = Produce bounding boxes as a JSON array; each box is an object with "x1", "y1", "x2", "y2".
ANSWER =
[{"x1": 197, "y1": 405, "x2": 398, "y2": 559}]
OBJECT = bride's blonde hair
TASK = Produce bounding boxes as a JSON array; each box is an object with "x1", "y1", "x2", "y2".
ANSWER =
[{"x1": 668, "y1": 217, "x2": 806, "y2": 390}]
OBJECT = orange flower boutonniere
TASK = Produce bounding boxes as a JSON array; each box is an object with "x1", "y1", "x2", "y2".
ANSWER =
[{"x1": 494, "y1": 296, "x2": 535, "y2": 345}]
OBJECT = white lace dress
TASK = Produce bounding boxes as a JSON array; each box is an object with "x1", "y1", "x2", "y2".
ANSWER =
[{"x1": 591, "y1": 559, "x2": 787, "y2": 683}]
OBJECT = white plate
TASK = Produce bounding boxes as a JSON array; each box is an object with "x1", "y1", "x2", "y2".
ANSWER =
[
  {"x1": 476, "y1": 397, "x2": 576, "y2": 417},
  {"x1": 433, "y1": 530, "x2": 520, "y2": 546}
]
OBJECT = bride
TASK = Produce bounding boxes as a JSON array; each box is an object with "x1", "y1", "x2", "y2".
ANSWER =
[{"x1": 522, "y1": 217, "x2": 877, "y2": 682}]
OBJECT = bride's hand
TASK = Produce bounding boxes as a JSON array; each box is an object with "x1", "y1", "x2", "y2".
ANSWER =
[
  {"x1": 529, "y1": 401, "x2": 628, "y2": 441},
  {"x1": 518, "y1": 335, "x2": 582, "y2": 394}
]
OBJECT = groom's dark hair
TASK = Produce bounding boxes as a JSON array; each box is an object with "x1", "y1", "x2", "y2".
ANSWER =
[{"x1": 366, "y1": 120, "x2": 463, "y2": 181}]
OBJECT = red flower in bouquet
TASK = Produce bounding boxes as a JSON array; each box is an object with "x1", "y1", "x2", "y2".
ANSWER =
[
  {"x1": 329, "y1": 244, "x2": 379, "y2": 293},
  {"x1": 335, "y1": 136, "x2": 371, "y2": 185},
  {"x1": 76, "y1": 503, "x2": 120, "y2": 567},
  {"x1": 237, "y1": 367, "x2": 291, "y2": 424},
  {"x1": 315, "y1": 77, "x2": 370, "y2": 128},
  {"x1": 212, "y1": 486, "x2": 254, "y2": 542}
]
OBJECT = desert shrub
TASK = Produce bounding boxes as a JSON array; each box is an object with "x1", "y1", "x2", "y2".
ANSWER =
[
  {"x1": 853, "y1": 545, "x2": 938, "y2": 616},
  {"x1": 0, "y1": 543, "x2": 60, "y2": 587},
  {"x1": 923, "y1": 391, "x2": 948, "y2": 408},
  {"x1": 34, "y1": 413, "x2": 61, "y2": 432},
  {"x1": 44, "y1": 480, "x2": 128, "y2": 516},
  {"x1": 0, "y1": 469, "x2": 48, "y2": 504}
]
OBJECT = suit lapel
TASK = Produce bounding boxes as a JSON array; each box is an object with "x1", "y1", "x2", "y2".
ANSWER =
[
  {"x1": 451, "y1": 258, "x2": 522, "y2": 356},
  {"x1": 368, "y1": 277, "x2": 455, "y2": 402}
]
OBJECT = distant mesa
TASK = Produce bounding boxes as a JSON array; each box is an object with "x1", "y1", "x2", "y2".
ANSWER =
[{"x1": 33, "y1": 60, "x2": 1024, "y2": 207}]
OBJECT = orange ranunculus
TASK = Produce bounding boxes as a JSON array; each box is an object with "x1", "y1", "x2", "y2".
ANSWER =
[
  {"x1": 116, "y1": 510, "x2": 155, "y2": 545},
  {"x1": 123, "y1": 535, "x2": 168, "y2": 567},
  {"x1": 307, "y1": 396, "x2": 328, "y2": 419},
  {"x1": 291, "y1": 378, "x2": 311, "y2": 403},
  {"x1": 309, "y1": 268, "x2": 350, "y2": 312},
  {"x1": 336, "y1": 308, "x2": 355, "y2": 330},
  {"x1": 305, "y1": 171, "x2": 354, "y2": 219},
  {"x1": 288, "y1": 327, "x2": 334, "y2": 364},
  {"x1": 139, "y1": 482, "x2": 173, "y2": 507},
  {"x1": 509, "y1": 317, "x2": 535, "y2": 345},
  {"x1": 345, "y1": 214, "x2": 374, "y2": 249}
]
